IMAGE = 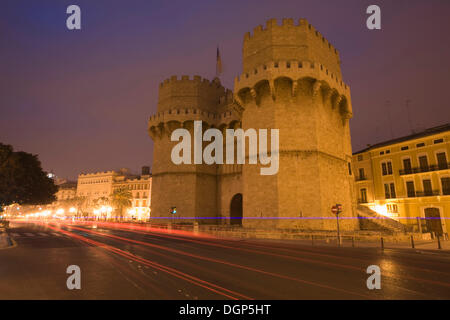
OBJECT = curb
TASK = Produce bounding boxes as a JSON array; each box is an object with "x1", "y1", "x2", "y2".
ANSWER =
[{"x1": 0, "y1": 230, "x2": 16, "y2": 250}]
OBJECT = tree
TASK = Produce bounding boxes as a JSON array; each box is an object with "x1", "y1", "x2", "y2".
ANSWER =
[
  {"x1": 111, "y1": 189, "x2": 132, "y2": 220},
  {"x1": 61, "y1": 196, "x2": 87, "y2": 218},
  {"x1": 92, "y1": 196, "x2": 110, "y2": 220},
  {"x1": 0, "y1": 143, "x2": 57, "y2": 211}
]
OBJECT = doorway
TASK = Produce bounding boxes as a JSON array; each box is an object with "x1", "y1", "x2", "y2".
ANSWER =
[
  {"x1": 230, "y1": 194, "x2": 243, "y2": 226},
  {"x1": 424, "y1": 208, "x2": 443, "y2": 236}
]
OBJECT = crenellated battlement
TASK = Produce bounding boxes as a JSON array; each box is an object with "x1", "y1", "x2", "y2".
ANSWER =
[
  {"x1": 242, "y1": 18, "x2": 342, "y2": 78},
  {"x1": 148, "y1": 106, "x2": 240, "y2": 132},
  {"x1": 235, "y1": 60, "x2": 348, "y2": 91},
  {"x1": 78, "y1": 171, "x2": 117, "y2": 177},
  {"x1": 233, "y1": 59, "x2": 352, "y2": 119},
  {"x1": 244, "y1": 18, "x2": 337, "y2": 52},
  {"x1": 157, "y1": 75, "x2": 230, "y2": 114},
  {"x1": 159, "y1": 75, "x2": 221, "y2": 88}
]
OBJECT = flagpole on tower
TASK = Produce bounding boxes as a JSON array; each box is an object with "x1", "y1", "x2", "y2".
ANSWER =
[{"x1": 216, "y1": 46, "x2": 222, "y2": 78}]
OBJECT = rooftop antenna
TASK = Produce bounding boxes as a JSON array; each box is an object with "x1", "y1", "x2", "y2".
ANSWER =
[
  {"x1": 385, "y1": 100, "x2": 394, "y2": 139},
  {"x1": 405, "y1": 99, "x2": 415, "y2": 134}
]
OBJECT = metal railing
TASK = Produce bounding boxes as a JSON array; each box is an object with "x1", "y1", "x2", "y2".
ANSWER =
[
  {"x1": 414, "y1": 190, "x2": 441, "y2": 197},
  {"x1": 399, "y1": 162, "x2": 450, "y2": 175}
]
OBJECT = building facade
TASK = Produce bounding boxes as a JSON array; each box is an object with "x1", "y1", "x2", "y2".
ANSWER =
[
  {"x1": 148, "y1": 18, "x2": 357, "y2": 231},
  {"x1": 352, "y1": 124, "x2": 450, "y2": 236},
  {"x1": 76, "y1": 167, "x2": 152, "y2": 220},
  {"x1": 55, "y1": 182, "x2": 77, "y2": 202},
  {"x1": 113, "y1": 169, "x2": 152, "y2": 221}
]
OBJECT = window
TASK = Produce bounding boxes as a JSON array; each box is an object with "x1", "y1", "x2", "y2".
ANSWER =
[
  {"x1": 143, "y1": 200, "x2": 147, "y2": 207},
  {"x1": 382, "y1": 163, "x2": 387, "y2": 175},
  {"x1": 436, "y1": 152, "x2": 448, "y2": 170},
  {"x1": 357, "y1": 155, "x2": 363, "y2": 161},
  {"x1": 403, "y1": 158, "x2": 412, "y2": 173},
  {"x1": 382, "y1": 161, "x2": 393, "y2": 175},
  {"x1": 417, "y1": 143, "x2": 425, "y2": 148},
  {"x1": 419, "y1": 156, "x2": 429, "y2": 172},
  {"x1": 401, "y1": 146, "x2": 409, "y2": 151},
  {"x1": 360, "y1": 189, "x2": 367, "y2": 203},
  {"x1": 387, "y1": 161, "x2": 393, "y2": 175},
  {"x1": 423, "y1": 179, "x2": 432, "y2": 196},
  {"x1": 384, "y1": 183, "x2": 396, "y2": 199},
  {"x1": 406, "y1": 181, "x2": 415, "y2": 197},
  {"x1": 390, "y1": 183, "x2": 396, "y2": 198},
  {"x1": 380, "y1": 151, "x2": 385, "y2": 155},
  {"x1": 358, "y1": 168, "x2": 365, "y2": 180},
  {"x1": 387, "y1": 204, "x2": 398, "y2": 213},
  {"x1": 434, "y1": 139, "x2": 444, "y2": 144},
  {"x1": 441, "y1": 177, "x2": 450, "y2": 195},
  {"x1": 384, "y1": 184, "x2": 390, "y2": 198},
  {"x1": 386, "y1": 150, "x2": 390, "y2": 154},
  {"x1": 348, "y1": 163, "x2": 352, "y2": 175}
]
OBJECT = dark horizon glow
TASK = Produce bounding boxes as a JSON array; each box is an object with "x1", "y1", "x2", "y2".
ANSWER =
[{"x1": 1, "y1": 0, "x2": 449, "y2": 180}]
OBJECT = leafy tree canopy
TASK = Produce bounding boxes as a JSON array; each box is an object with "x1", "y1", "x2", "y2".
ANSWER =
[{"x1": 0, "y1": 143, "x2": 57, "y2": 210}]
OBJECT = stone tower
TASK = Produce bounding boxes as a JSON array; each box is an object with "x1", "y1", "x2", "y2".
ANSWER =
[
  {"x1": 148, "y1": 18, "x2": 358, "y2": 231},
  {"x1": 148, "y1": 75, "x2": 238, "y2": 223}
]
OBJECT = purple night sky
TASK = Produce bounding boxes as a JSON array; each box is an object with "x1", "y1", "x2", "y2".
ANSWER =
[{"x1": 1, "y1": 0, "x2": 449, "y2": 180}]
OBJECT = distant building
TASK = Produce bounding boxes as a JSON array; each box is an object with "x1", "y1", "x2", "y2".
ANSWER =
[
  {"x1": 352, "y1": 123, "x2": 450, "y2": 236},
  {"x1": 113, "y1": 167, "x2": 152, "y2": 221},
  {"x1": 76, "y1": 167, "x2": 152, "y2": 220},
  {"x1": 55, "y1": 181, "x2": 77, "y2": 202},
  {"x1": 76, "y1": 171, "x2": 120, "y2": 206}
]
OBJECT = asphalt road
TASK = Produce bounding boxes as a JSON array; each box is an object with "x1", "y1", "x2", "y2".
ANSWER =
[{"x1": 1, "y1": 220, "x2": 449, "y2": 300}]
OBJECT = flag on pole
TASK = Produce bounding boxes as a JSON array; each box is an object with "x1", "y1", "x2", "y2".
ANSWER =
[{"x1": 216, "y1": 46, "x2": 223, "y2": 77}]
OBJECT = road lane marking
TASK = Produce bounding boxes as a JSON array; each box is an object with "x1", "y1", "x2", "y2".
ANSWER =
[
  {"x1": 52, "y1": 233, "x2": 62, "y2": 237},
  {"x1": 38, "y1": 233, "x2": 49, "y2": 236},
  {"x1": 24, "y1": 233, "x2": 34, "y2": 237}
]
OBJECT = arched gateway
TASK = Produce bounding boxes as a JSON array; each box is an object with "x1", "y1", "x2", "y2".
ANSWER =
[{"x1": 230, "y1": 193, "x2": 243, "y2": 225}]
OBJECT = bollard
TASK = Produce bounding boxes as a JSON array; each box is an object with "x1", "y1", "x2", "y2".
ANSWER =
[
  {"x1": 380, "y1": 237, "x2": 384, "y2": 250},
  {"x1": 437, "y1": 235, "x2": 442, "y2": 250},
  {"x1": 410, "y1": 235, "x2": 415, "y2": 249},
  {"x1": 193, "y1": 222, "x2": 199, "y2": 235}
]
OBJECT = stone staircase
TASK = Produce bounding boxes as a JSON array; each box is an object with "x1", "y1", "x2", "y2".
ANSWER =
[{"x1": 357, "y1": 204, "x2": 407, "y2": 233}]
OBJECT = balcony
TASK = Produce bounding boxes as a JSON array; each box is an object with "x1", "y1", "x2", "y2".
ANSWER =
[
  {"x1": 399, "y1": 162, "x2": 450, "y2": 175},
  {"x1": 411, "y1": 190, "x2": 441, "y2": 197},
  {"x1": 355, "y1": 176, "x2": 368, "y2": 182}
]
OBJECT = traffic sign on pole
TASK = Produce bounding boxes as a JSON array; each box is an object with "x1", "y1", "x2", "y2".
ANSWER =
[{"x1": 332, "y1": 203, "x2": 343, "y2": 246}]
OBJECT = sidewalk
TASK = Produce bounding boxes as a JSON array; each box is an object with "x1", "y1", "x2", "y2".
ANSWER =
[{"x1": 244, "y1": 235, "x2": 450, "y2": 252}]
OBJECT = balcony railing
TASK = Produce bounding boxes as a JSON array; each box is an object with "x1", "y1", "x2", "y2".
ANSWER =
[
  {"x1": 399, "y1": 162, "x2": 450, "y2": 175},
  {"x1": 355, "y1": 176, "x2": 368, "y2": 182},
  {"x1": 411, "y1": 190, "x2": 441, "y2": 197}
]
